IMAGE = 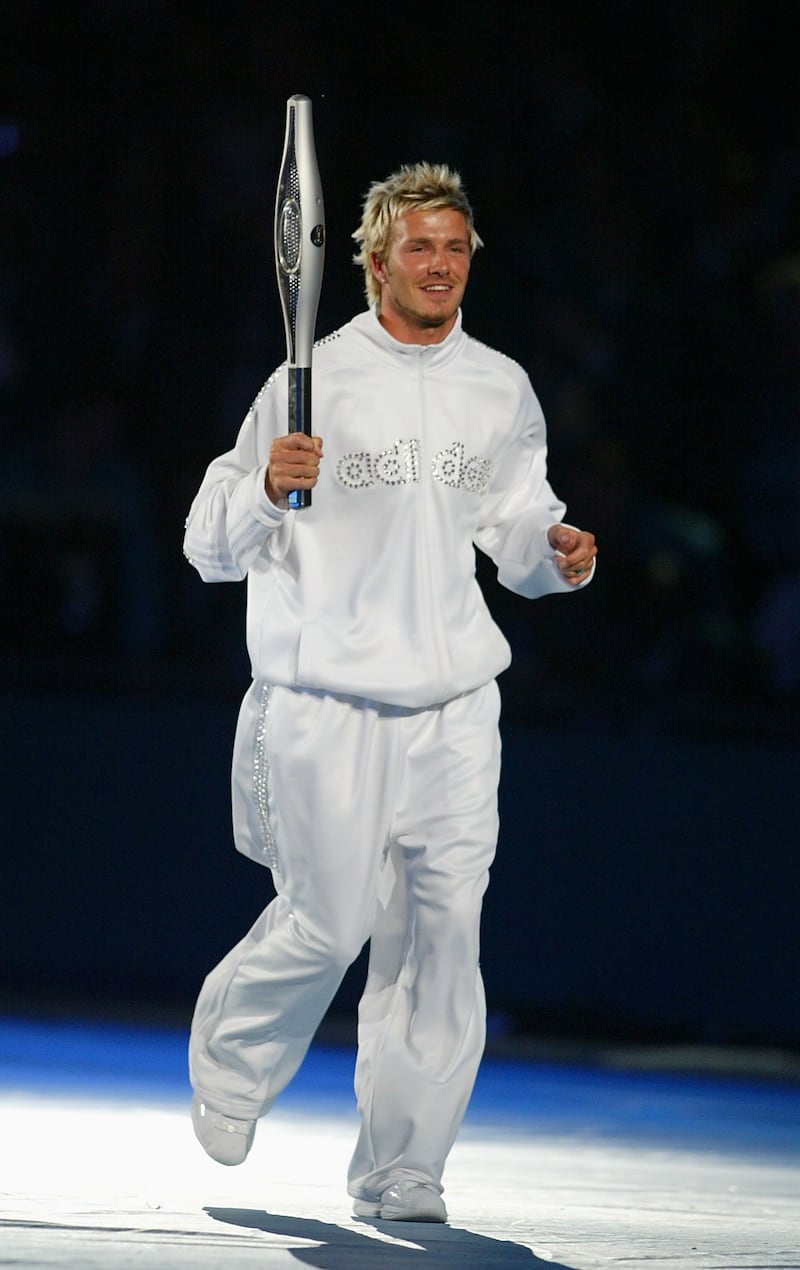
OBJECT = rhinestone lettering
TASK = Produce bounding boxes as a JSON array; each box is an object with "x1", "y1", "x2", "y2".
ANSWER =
[
  {"x1": 336, "y1": 439, "x2": 420, "y2": 489},
  {"x1": 432, "y1": 441, "x2": 494, "y2": 495},
  {"x1": 253, "y1": 683, "x2": 280, "y2": 872}
]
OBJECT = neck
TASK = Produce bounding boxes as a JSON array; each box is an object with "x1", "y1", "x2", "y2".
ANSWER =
[{"x1": 376, "y1": 307, "x2": 458, "y2": 346}]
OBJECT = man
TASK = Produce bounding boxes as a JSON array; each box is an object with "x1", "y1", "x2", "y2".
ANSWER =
[{"x1": 183, "y1": 163, "x2": 596, "y2": 1223}]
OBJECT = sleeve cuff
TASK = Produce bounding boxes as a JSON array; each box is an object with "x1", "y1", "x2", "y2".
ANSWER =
[{"x1": 252, "y1": 464, "x2": 290, "y2": 526}]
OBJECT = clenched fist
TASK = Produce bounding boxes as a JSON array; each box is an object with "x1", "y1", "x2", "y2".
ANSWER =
[
  {"x1": 547, "y1": 524, "x2": 597, "y2": 584},
  {"x1": 266, "y1": 433, "x2": 324, "y2": 504}
]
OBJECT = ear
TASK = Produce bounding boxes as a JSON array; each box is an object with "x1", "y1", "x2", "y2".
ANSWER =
[{"x1": 369, "y1": 251, "x2": 386, "y2": 284}]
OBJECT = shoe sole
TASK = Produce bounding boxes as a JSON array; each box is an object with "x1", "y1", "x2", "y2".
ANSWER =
[
  {"x1": 382, "y1": 1206, "x2": 446, "y2": 1222},
  {"x1": 353, "y1": 1198, "x2": 447, "y2": 1222},
  {"x1": 352, "y1": 1199, "x2": 382, "y2": 1219}
]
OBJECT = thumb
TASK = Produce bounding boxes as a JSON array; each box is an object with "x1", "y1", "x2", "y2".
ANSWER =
[{"x1": 550, "y1": 525, "x2": 576, "y2": 552}]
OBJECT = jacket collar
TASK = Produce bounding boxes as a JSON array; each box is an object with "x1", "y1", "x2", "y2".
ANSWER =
[{"x1": 350, "y1": 305, "x2": 467, "y2": 369}]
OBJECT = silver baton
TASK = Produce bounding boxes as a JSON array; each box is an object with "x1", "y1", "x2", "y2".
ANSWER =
[{"x1": 274, "y1": 94, "x2": 325, "y2": 510}]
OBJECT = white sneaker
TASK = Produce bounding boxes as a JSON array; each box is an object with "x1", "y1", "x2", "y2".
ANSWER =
[
  {"x1": 353, "y1": 1180, "x2": 447, "y2": 1223},
  {"x1": 191, "y1": 1094, "x2": 255, "y2": 1166}
]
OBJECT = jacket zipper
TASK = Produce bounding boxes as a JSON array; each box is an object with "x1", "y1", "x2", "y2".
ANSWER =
[{"x1": 416, "y1": 349, "x2": 448, "y2": 700}]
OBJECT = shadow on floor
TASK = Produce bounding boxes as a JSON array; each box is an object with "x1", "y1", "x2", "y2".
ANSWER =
[{"x1": 205, "y1": 1206, "x2": 572, "y2": 1268}]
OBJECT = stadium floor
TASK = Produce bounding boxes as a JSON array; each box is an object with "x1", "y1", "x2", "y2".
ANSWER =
[{"x1": 1, "y1": 1013, "x2": 798, "y2": 1268}]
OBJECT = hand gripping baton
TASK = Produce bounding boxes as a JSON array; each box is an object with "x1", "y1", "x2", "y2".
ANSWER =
[{"x1": 274, "y1": 94, "x2": 325, "y2": 509}]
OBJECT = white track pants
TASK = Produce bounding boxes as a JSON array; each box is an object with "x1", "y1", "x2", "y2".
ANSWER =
[{"x1": 189, "y1": 678, "x2": 501, "y2": 1201}]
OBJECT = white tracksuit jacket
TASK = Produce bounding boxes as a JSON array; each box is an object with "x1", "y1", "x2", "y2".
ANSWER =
[{"x1": 183, "y1": 307, "x2": 584, "y2": 708}]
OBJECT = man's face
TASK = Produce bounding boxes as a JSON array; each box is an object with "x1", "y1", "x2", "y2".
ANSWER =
[{"x1": 371, "y1": 207, "x2": 472, "y2": 343}]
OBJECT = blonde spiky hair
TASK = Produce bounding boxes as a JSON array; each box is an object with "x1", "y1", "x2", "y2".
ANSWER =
[{"x1": 351, "y1": 162, "x2": 483, "y2": 306}]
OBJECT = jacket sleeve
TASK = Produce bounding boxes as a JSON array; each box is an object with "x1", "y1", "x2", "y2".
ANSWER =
[
  {"x1": 183, "y1": 373, "x2": 290, "y2": 583},
  {"x1": 474, "y1": 376, "x2": 591, "y2": 599}
]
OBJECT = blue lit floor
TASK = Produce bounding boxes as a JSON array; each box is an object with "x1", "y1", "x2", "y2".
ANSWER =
[{"x1": 1, "y1": 1014, "x2": 799, "y2": 1268}]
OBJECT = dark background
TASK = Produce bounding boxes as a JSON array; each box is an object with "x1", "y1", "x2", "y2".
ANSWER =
[{"x1": 1, "y1": 2, "x2": 798, "y2": 1055}]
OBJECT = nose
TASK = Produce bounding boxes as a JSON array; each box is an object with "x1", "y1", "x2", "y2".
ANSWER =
[{"x1": 428, "y1": 247, "x2": 449, "y2": 274}]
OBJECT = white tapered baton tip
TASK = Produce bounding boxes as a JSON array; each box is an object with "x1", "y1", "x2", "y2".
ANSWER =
[
  {"x1": 274, "y1": 93, "x2": 326, "y2": 371},
  {"x1": 274, "y1": 94, "x2": 325, "y2": 508}
]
